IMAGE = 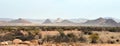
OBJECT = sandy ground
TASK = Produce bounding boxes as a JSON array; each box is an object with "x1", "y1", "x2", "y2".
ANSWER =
[
  {"x1": 84, "y1": 44, "x2": 120, "y2": 46},
  {"x1": 1, "y1": 44, "x2": 120, "y2": 46}
]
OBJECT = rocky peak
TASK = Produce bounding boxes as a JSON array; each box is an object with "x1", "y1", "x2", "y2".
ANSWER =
[{"x1": 43, "y1": 19, "x2": 52, "y2": 24}]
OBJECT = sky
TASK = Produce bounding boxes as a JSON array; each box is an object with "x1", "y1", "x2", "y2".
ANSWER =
[{"x1": 0, "y1": 0, "x2": 120, "y2": 19}]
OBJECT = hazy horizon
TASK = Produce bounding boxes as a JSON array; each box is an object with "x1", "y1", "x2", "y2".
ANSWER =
[{"x1": 0, "y1": 0, "x2": 120, "y2": 19}]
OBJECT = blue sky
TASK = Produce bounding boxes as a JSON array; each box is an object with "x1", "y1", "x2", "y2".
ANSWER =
[{"x1": 0, "y1": 0, "x2": 120, "y2": 19}]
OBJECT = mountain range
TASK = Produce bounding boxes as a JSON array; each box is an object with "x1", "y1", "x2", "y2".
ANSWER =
[
  {"x1": 0, "y1": 17, "x2": 120, "y2": 27},
  {"x1": 84, "y1": 18, "x2": 118, "y2": 27}
]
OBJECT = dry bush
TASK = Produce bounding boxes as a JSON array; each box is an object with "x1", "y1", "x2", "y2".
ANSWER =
[{"x1": 89, "y1": 33, "x2": 99, "y2": 43}]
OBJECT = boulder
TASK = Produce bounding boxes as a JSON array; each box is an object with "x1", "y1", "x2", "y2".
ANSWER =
[
  {"x1": 0, "y1": 42, "x2": 8, "y2": 45},
  {"x1": 13, "y1": 39, "x2": 22, "y2": 44},
  {"x1": 31, "y1": 40, "x2": 39, "y2": 45}
]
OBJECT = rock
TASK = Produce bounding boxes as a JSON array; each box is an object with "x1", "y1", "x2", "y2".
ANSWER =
[
  {"x1": 13, "y1": 39, "x2": 22, "y2": 44},
  {"x1": 31, "y1": 40, "x2": 39, "y2": 45},
  {"x1": 19, "y1": 41, "x2": 31, "y2": 45},
  {"x1": 52, "y1": 44, "x2": 56, "y2": 46},
  {"x1": 34, "y1": 35, "x2": 40, "y2": 39},
  {"x1": 0, "y1": 42, "x2": 8, "y2": 45},
  {"x1": 69, "y1": 45, "x2": 72, "y2": 46},
  {"x1": 24, "y1": 41, "x2": 31, "y2": 44},
  {"x1": 6, "y1": 41, "x2": 13, "y2": 45},
  {"x1": 38, "y1": 39, "x2": 43, "y2": 45}
]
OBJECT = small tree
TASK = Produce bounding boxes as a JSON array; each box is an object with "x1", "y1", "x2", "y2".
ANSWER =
[
  {"x1": 55, "y1": 29, "x2": 73, "y2": 43},
  {"x1": 78, "y1": 34, "x2": 86, "y2": 43},
  {"x1": 67, "y1": 33, "x2": 77, "y2": 42},
  {"x1": 58, "y1": 29, "x2": 65, "y2": 37},
  {"x1": 89, "y1": 33, "x2": 99, "y2": 43}
]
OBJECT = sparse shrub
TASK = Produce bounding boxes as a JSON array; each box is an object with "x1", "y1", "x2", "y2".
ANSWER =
[
  {"x1": 2, "y1": 33, "x2": 16, "y2": 41},
  {"x1": 107, "y1": 40, "x2": 115, "y2": 44},
  {"x1": 67, "y1": 33, "x2": 75, "y2": 38},
  {"x1": 78, "y1": 36, "x2": 86, "y2": 43},
  {"x1": 55, "y1": 34, "x2": 69, "y2": 43},
  {"x1": 108, "y1": 28, "x2": 118, "y2": 32},
  {"x1": 43, "y1": 35, "x2": 55, "y2": 42},
  {"x1": 116, "y1": 39, "x2": 119, "y2": 42},
  {"x1": 1, "y1": 26, "x2": 120, "y2": 44},
  {"x1": 106, "y1": 32, "x2": 109, "y2": 34},
  {"x1": 89, "y1": 33, "x2": 99, "y2": 43},
  {"x1": 26, "y1": 32, "x2": 35, "y2": 40},
  {"x1": 83, "y1": 30, "x2": 92, "y2": 35},
  {"x1": 57, "y1": 29, "x2": 66, "y2": 38},
  {"x1": 111, "y1": 36, "x2": 114, "y2": 39},
  {"x1": 67, "y1": 33, "x2": 78, "y2": 42}
]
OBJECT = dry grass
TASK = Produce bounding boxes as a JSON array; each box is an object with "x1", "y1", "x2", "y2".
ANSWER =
[
  {"x1": 39, "y1": 30, "x2": 81, "y2": 38},
  {"x1": 1, "y1": 31, "x2": 120, "y2": 46},
  {"x1": 2, "y1": 44, "x2": 120, "y2": 46}
]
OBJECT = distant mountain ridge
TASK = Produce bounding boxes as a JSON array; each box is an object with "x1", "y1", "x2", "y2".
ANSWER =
[
  {"x1": 43, "y1": 19, "x2": 52, "y2": 24},
  {"x1": 0, "y1": 17, "x2": 119, "y2": 26},
  {"x1": 0, "y1": 18, "x2": 13, "y2": 21},
  {"x1": 0, "y1": 21, "x2": 7, "y2": 23},
  {"x1": 9, "y1": 18, "x2": 32, "y2": 23},
  {"x1": 69, "y1": 18, "x2": 88, "y2": 23},
  {"x1": 60, "y1": 20, "x2": 74, "y2": 23},
  {"x1": 54, "y1": 18, "x2": 63, "y2": 23},
  {"x1": 84, "y1": 17, "x2": 118, "y2": 27},
  {"x1": 85, "y1": 18, "x2": 106, "y2": 24}
]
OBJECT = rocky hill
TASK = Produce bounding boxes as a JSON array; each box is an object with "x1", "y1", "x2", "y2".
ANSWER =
[
  {"x1": 9, "y1": 18, "x2": 32, "y2": 23},
  {"x1": 60, "y1": 20, "x2": 74, "y2": 23},
  {"x1": 42, "y1": 19, "x2": 52, "y2": 24},
  {"x1": 84, "y1": 17, "x2": 118, "y2": 27}
]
